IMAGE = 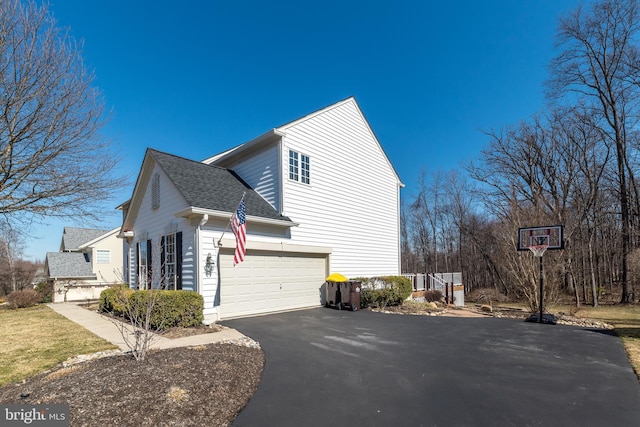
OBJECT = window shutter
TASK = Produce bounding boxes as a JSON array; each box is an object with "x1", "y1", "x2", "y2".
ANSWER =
[{"x1": 176, "y1": 232, "x2": 182, "y2": 290}]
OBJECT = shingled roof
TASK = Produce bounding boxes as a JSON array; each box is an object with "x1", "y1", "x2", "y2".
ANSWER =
[
  {"x1": 148, "y1": 149, "x2": 292, "y2": 222},
  {"x1": 61, "y1": 227, "x2": 111, "y2": 251},
  {"x1": 45, "y1": 252, "x2": 95, "y2": 279}
]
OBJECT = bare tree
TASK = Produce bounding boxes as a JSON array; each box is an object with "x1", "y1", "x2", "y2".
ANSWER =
[
  {"x1": 0, "y1": 222, "x2": 32, "y2": 294},
  {"x1": 0, "y1": 0, "x2": 125, "y2": 225},
  {"x1": 106, "y1": 239, "x2": 170, "y2": 362},
  {"x1": 549, "y1": 0, "x2": 640, "y2": 303},
  {"x1": 110, "y1": 286, "x2": 167, "y2": 362}
]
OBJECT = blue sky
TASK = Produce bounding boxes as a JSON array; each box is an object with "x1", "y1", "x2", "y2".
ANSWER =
[{"x1": 24, "y1": 0, "x2": 587, "y2": 260}]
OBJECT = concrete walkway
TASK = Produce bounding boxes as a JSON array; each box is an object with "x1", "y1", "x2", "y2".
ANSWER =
[{"x1": 47, "y1": 303, "x2": 248, "y2": 352}]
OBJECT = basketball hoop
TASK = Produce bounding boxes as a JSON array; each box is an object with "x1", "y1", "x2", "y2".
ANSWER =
[{"x1": 528, "y1": 244, "x2": 548, "y2": 257}]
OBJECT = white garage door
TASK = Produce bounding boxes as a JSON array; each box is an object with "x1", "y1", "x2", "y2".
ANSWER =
[{"x1": 218, "y1": 250, "x2": 327, "y2": 319}]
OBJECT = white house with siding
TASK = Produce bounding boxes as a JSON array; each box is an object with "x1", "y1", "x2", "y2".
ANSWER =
[
  {"x1": 45, "y1": 227, "x2": 123, "y2": 302},
  {"x1": 119, "y1": 97, "x2": 403, "y2": 320}
]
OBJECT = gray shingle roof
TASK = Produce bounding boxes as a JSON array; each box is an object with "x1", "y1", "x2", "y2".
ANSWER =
[
  {"x1": 62, "y1": 227, "x2": 110, "y2": 251},
  {"x1": 148, "y1": 149, "x2": 292, "y2": 222},
  {"x1": 46, "y1": 252, "x2": 95, "y2": 279}
]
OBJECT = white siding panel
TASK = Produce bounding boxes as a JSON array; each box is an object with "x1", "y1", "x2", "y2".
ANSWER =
[
  {"x1": 281, "y1": 100, "x2": 400, "y2": 278},
  {"x1": 180, "y1": 231, "x2": 196, "y2": 291},
  {"x1": 129, "y1": 164, "x2": 194, "y2": 289},
  {"x1": 199, "y1": 230, "x2": 219, "y2": 318},
  {"x1": 224, "y1": 143, "x2": 280, "y2": 211}
]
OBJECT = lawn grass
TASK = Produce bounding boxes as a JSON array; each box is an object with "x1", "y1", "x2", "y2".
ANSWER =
[{"x1": 0, "y1": 305, "x2": 117, "y2": 386}]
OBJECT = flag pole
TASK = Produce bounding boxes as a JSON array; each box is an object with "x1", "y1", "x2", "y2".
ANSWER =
[{"x1": 217, "y1": 191, "x2": 246, "y2": 247}]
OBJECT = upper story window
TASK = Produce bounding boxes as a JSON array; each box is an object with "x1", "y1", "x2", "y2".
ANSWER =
[
  {"x1": 96, "y1": 249, "x2": 110, "y2": 264},
  {"x1": 300, "y1": 154, "x2": 310, "y2": 184},
  {"x1": 289, "y1": 150, "x2": 299, "y2": 181},
  {"x1": 289, "y1": 149, "x2": 310, "y2": 185}
]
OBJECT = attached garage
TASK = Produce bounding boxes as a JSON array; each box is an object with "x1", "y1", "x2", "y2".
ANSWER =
[{"x1": 218, "y1": 250, "x2": 329, "y2": 319}]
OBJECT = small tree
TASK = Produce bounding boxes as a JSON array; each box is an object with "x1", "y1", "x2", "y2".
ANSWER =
[
  {"x1": 111, "y1": 287, "x2": 167, "y2": 362},
  {"x1": 101, "y1": 240, "x2": 179, "y2": 362}
]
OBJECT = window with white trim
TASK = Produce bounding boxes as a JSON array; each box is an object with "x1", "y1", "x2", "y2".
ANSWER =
[
  {"x1": 137, "y1": 240, "x2": 151, "y2": 290},
  {"x1": 161, "y1": 233, "x2": 176, "y2": 290},
  {"x1": 288, "y1": 150, "x2": 299, "y2": 181},
  {"x1": 289, "y1": 149, "x2": 310, "y2": 184},
  {"x1": 300, "y1": 154, "x2": 310, "y2": 184},
  {"x1": 161, "y1": 232, "x2": 182, "y2": 290},
  {"x1": 96, "y1": 249, "x2": 110, "y2": 264}
]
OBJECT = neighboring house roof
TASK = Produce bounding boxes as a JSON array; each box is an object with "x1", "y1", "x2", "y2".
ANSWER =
[
  {"x1": 148, "y1": 149, "x2": 293, "y2": 222},
  {"x1": 45, "y1": 252, "x2": 96, "y2": 279},
  {"x1": 61, "y1": 227, "x2": 111, "y2": 251}
]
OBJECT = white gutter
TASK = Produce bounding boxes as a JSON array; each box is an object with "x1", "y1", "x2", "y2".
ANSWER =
[
  {"x1": 174, "y1": 207, "x2": 298, "y2": 228},
  {"x1": 204, "y1": 129, "x2": 286, "y2": 166}
]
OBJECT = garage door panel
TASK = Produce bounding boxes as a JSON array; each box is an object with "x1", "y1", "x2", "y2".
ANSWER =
[{"x1": 219, "y1": 251, "x2": 327, "y2": 319}]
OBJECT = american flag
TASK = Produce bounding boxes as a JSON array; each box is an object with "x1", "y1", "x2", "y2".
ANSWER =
[{"x1": 231, "y1": 196, "x2": 247, "y2": 265}]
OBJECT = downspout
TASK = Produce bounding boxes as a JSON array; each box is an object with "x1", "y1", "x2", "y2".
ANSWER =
[
  {"x1": 397, "y1": 183, "x2": 403, "y2": 275},
  {"x1": 195, "y1": 214, "x2": 209, "y2": 293},
  {"x1": 278, "y1": 137, "x2": 284, "y2": 215}
]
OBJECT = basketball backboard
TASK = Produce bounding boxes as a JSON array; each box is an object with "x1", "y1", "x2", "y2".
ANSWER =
[{"x1": 517, "y1": 225, "x2": 564, "y2": 251}]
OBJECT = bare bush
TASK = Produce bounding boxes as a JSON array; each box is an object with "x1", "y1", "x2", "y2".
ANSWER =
[
  {"x1": 6, "y1": 289, "x2": 41, "y2": 308},
  {"x1": 108, "y1": 287, "x2": 167, "y2": 362}
]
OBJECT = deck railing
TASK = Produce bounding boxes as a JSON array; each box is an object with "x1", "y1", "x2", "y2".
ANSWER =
[{"x1": 403, "y1": 272, "x2": 464, "y2": 306}]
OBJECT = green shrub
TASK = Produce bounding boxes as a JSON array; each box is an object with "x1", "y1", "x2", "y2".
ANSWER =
[
  {"x1": 357, "y1": 276, "x2": 412, "y2": 309},
  {"x1": 99, "y1": 284, "x2": 134, "y2": 316},
  {"x1": 129, "y1": 290, "x2": 204, "y2": 330},
  {"x1": 6, "y1": 289, "x2": 42, "y2": 308},
  {"x1": 34, "y1": 281, "x2": 53, "y2": 303},
  {"x1": 100, "y1": 287, "x2": 204, "y2": 330}
]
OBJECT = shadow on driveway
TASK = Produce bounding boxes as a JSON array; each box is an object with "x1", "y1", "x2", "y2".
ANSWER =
[{"x1": 223, "y1": 308, "x2": 640, "y2": 427}]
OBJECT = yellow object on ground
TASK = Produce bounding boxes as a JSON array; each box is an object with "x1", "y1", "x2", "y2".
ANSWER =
[{"x1": 325, "y1": 273, "x2": 348, "y2": 282}]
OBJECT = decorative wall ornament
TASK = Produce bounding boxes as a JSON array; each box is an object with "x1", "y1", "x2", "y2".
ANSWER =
[{"x1": 204, "y1": 253, "x2": 214, "y2": 277}]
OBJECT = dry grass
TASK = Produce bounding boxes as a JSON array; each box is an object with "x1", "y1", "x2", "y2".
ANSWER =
[{"x1": 0, "y1": 304, "x2": 117, "y2": 386}]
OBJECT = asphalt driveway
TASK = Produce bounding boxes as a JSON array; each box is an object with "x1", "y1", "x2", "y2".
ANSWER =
[{"x1": 222, "y1": 308, "x2": 640, "y2": 427}]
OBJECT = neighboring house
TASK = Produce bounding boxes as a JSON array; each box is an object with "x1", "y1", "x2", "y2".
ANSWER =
[
  {"x1": 45, "y1": 227, "x2": 123, "y2": 302},
  {"x1": 119, "y1": 97, "x2": 404, "y2": 320}
]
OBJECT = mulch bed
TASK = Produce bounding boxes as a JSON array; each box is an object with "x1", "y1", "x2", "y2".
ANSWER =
[{"x1": 0, "y1": 343, "x2": 264, "y2": 426}]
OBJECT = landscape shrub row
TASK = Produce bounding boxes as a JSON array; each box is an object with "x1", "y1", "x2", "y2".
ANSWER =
[
  {"x1": 356, "y1": 276, "x2": 412, "y2": 309},
  {"x1": 99, "y1": 285, "x2": 204, "y2": 330}
]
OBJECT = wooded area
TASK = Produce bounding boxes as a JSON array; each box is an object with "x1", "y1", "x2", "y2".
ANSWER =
[{"x1": 401, "y1": 0, "x2": 640, "y2": 309}]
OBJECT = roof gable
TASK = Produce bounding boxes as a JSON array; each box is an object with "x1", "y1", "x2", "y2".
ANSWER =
[
  {"x1": 46, "y1": 252, "x2": 95, "y2": 278},
  {"x1": 151, "y1": 149, "x2": 291, "y2": 221},
  {"x1": 121, "y1": 149, "x2": 292, "y2": 230},
  {"x1": 61, "y1": 227, "x2": 111, "y2": 251}
]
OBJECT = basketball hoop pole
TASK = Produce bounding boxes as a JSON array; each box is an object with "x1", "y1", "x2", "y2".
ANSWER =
[
  {"x1": 529, "y1": 245, "x2": 548, "y2": 323},
  {"x1": 538, "y1": 254, "x2": 544, "y2": 324},
  {"x1": 518, "y1": 225, "x2": 563, "y2": 325}
]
